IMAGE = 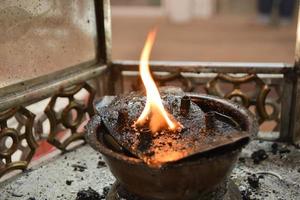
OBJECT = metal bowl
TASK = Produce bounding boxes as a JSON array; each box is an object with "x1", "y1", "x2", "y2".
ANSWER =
[{"x1": 86, "y1": 93, "x2": 258, "y2": 200}]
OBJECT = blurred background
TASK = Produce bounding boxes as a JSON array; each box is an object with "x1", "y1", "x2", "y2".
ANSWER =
[
  {"x1": 111, "y1": 0, "x2": 297, "y2": 63},
  {"x1": 0, "y1": 0, "x2": 297, "y2": 88}
]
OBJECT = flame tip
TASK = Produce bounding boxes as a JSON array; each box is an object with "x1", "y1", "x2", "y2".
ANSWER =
[{"x1": 135, "y1": 29, "x2": 182, "y2": 133}]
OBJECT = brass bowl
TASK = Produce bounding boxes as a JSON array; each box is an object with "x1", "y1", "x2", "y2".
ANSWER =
[{"x1": 86, "y1": 93, "x2": 258, "y2": 200}]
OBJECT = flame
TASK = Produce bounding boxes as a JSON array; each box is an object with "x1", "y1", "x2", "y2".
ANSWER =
[{"x1": 135, "y1": 29, "x2": 182, "y2": 133}]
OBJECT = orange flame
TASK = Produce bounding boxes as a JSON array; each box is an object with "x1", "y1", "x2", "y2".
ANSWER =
[{"x1": 135, "y1": 29, "x2": 182, "y2": 133}]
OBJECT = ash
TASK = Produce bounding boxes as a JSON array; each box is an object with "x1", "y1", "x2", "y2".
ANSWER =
[
  {"x1": 232, "y1": 141, "x2": 300, "y2": 200},
  {"x1": 0, "y1": 141, "x2": 299, "y2": 200}
]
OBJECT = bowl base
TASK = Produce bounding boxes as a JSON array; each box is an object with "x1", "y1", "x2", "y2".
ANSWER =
[{"x1": 106, "y1": 179, "x2": 241, "y2": 200}]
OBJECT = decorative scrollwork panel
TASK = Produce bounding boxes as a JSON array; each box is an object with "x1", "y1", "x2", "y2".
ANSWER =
[
  {"x1": 0, "y1": 107, "x2": 37, "y2": 178},
  {"x1": 205, "y1": 73, "x2": 281, "y2": 131},
  {"x1": 45, "y1": 82, "x2": 95, "y2": 151},
  {"x1": 0, "y1": 81, "x2": 97, "y2": 179}
]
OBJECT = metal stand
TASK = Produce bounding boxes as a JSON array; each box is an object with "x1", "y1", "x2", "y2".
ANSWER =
[{"x1": 106, "y1": 179, "x2": 241, "y2": 200}]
